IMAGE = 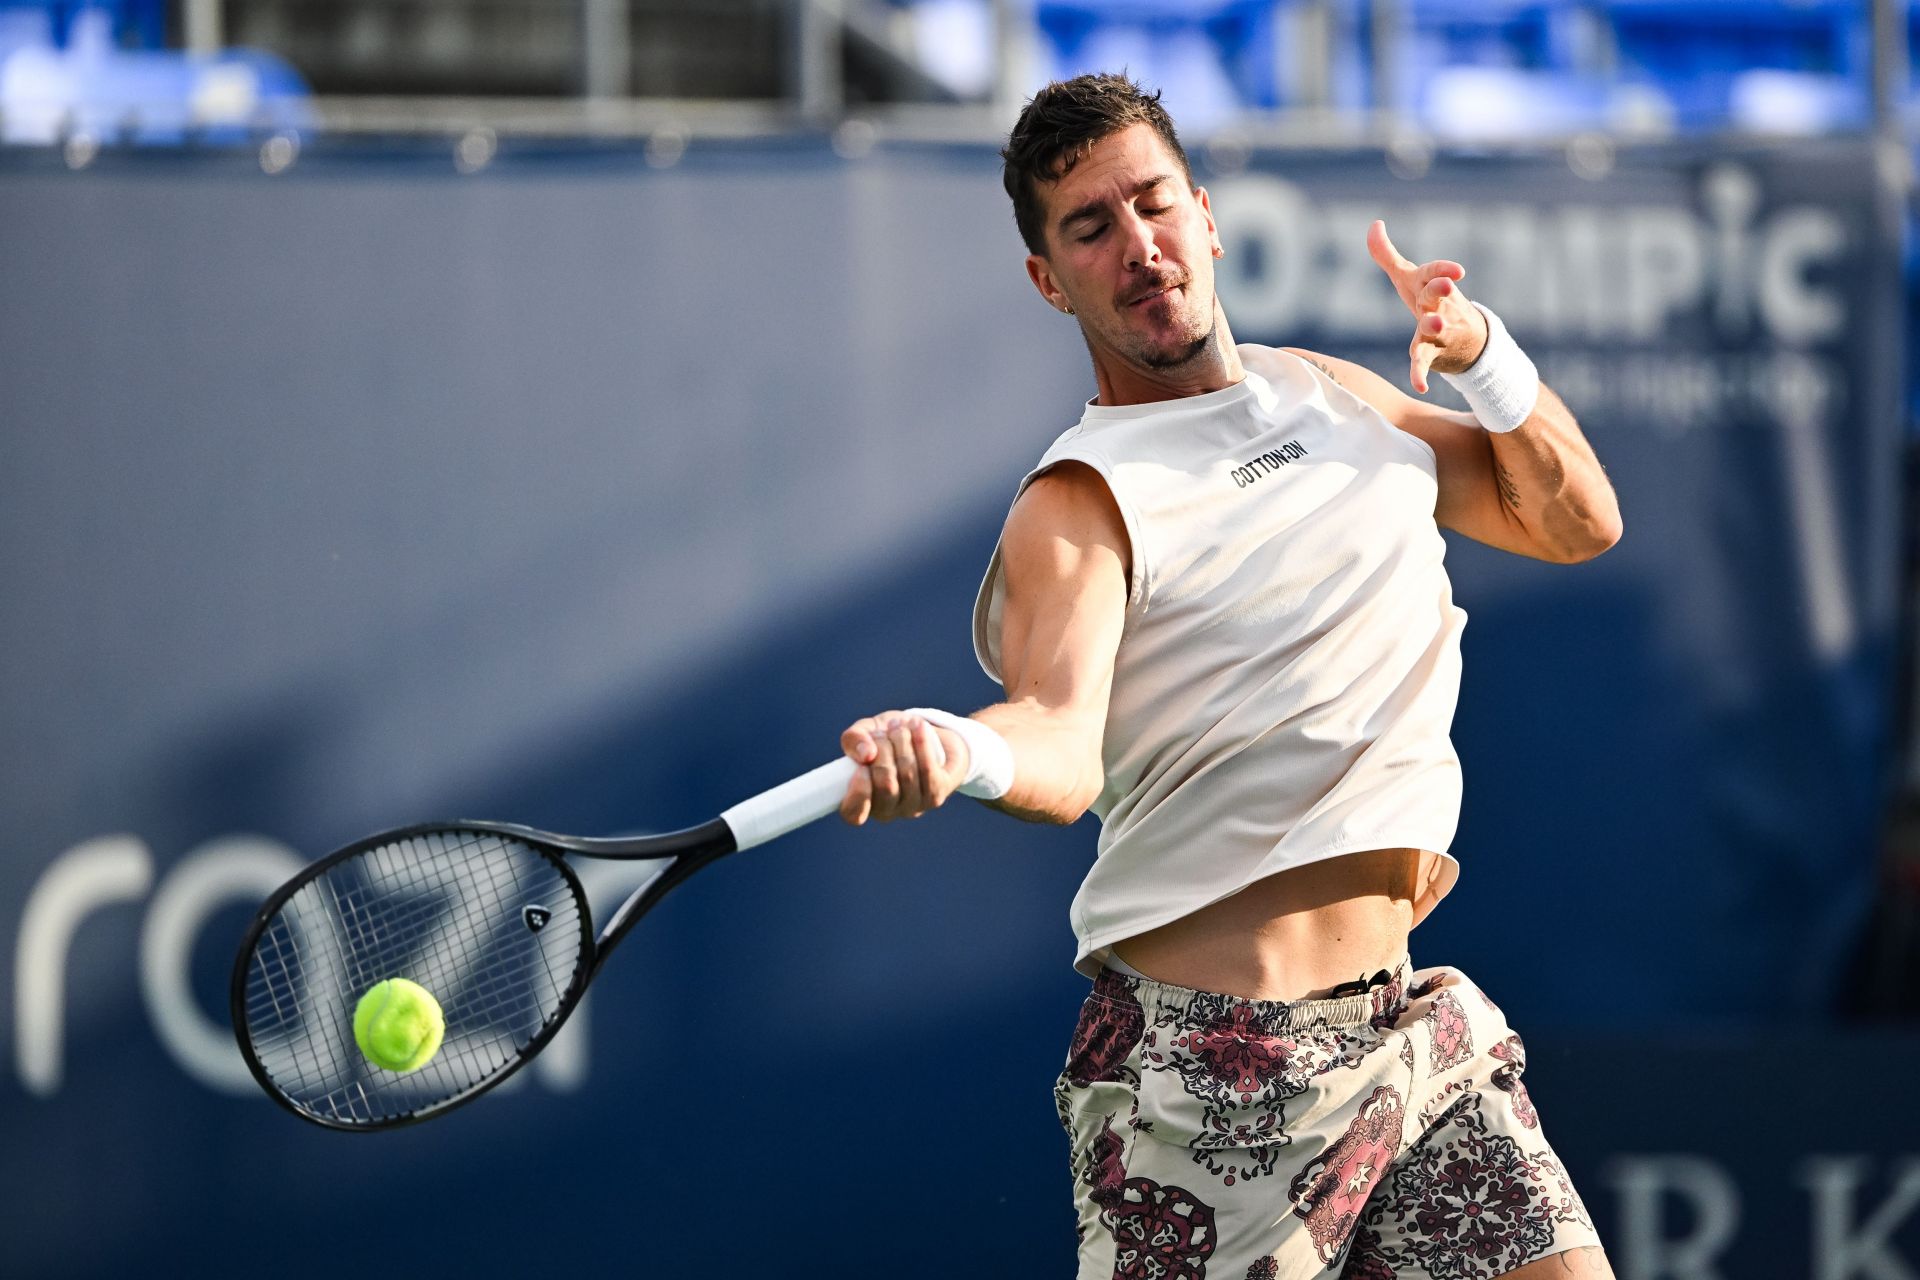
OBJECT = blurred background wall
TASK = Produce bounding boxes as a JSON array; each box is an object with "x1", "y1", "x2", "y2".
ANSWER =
[{"x1": 4, "y1": 2, "x2": 1920, "y2": 1276}]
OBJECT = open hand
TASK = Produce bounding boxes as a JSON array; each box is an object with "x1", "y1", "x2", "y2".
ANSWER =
[{"x1": 1366, "y1": 219, "x2": 1488, "y2": 394}]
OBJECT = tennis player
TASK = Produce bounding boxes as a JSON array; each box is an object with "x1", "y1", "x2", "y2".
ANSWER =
[{"x1": 839, "y1": 73, "x2": 1620, "y2": 1279}]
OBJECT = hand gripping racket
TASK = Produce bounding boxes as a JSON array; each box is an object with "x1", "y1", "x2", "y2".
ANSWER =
[{"x1": 230, "y1": 756, "x2": 861, "y2": 1131}]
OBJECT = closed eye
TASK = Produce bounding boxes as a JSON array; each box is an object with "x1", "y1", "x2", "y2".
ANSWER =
[{"x1": 1078, "y1": 205, "x2": 1169, "y2": 243}]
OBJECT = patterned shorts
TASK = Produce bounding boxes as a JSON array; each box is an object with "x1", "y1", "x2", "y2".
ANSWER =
[{"x1": 1057, "y1": 960, "x2": 1600, "y2": 1280}]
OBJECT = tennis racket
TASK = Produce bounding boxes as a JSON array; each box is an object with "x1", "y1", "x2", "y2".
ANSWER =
[{"x1": 230, "y1": 755, "x2": 863, "y2": 1131}]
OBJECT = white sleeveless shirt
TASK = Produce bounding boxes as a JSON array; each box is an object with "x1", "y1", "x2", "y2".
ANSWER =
[{"x1": 973, "y1": 345, "x2": 1465, "y2": 976}]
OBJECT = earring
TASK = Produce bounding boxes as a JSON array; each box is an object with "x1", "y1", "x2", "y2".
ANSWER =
[{"x1": 1063, "y1": 303, "x2": 1075, "y2": 315}]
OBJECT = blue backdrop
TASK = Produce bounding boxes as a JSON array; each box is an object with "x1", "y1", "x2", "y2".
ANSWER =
[{"x1": 0, "y1": 135, "x2": 1910, "y2": 1275}]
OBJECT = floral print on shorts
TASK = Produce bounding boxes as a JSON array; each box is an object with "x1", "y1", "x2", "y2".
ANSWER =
[{"x1": 1057, "y1": 962, "x2": 1600, "y2": 1279}]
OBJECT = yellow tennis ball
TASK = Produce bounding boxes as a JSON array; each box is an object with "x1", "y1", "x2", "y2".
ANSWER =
[{"x1": 352, "y1": 978, "x2": 445, "y2": 1073}]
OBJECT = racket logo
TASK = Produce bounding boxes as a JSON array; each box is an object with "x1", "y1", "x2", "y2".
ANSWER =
[{"x1": 522, "y1": 905, "x2": 552, "y2": 933}]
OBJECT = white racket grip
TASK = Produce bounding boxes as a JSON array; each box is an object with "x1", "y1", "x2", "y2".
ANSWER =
[
  {"x1": 720, "y1": 757, "x2": 857, "y2": 851},
  {"x1": 904, "y1": 707, "x2": 1015, "y2": 801}
]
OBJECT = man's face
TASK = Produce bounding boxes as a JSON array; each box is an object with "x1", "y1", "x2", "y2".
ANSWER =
[{"x1": 1025, "y1": 123, "x2": 1224, "y2": 371}]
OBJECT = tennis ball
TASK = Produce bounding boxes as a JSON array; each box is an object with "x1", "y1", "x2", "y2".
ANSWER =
[{"x1": 352, "y1": 978, "x2": 445, "y2": 1073}]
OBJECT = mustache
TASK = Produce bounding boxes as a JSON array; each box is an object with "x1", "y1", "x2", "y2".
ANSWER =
[{"x1": 1120, "y1": 270, "x2": 1191, "y2": 308}]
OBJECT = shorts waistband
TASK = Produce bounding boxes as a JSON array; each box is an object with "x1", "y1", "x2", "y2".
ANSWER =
[{"x1": 1094, "y1": 955, "x2": 1411, "y2": 1031}]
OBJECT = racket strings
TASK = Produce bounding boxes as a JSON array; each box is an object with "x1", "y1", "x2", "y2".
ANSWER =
[{"x1": 240, "y1": 829, "x2": 588, "y2": 1126}]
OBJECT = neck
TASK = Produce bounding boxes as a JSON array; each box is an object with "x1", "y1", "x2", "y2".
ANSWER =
[{"x1": 1089, "y1": 300, "x2": 1244, "y2": 407}]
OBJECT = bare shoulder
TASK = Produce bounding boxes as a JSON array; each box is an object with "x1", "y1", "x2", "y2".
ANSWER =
[
  {"x1": 1281, "y1": 347, "x2": 1486, "y2": 447},
  {"x1": 1004, "y1": 459, "x2": 1132, "y2": 590},
  {"x1": 1279, "y1": 346, "x2": 1411, "y2": 418},
  {"x1": 1009, "y1": 460, "x2": 1125, "y2": 543},
  {"x1": 1232, "y1": 341, "x2": 1295, "y2": 380}
]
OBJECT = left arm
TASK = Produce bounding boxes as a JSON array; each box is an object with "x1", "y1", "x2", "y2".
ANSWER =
[
  {"x1": 1285, "y1": 348, "x2": 1621, "y2": 564},
  {"x1": 1286, "y1": 219, "x2": 1622, "y2": 565}
]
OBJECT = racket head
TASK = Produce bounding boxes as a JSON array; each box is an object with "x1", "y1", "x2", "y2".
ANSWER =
[{"x1": 230, "y1": 822, "x2": 597, "y2": 1131}]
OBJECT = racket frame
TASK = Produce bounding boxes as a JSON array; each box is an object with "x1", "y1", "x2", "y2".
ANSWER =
[{"x1": 228, "y1": 815, "x2": 734, "y2": 1131}]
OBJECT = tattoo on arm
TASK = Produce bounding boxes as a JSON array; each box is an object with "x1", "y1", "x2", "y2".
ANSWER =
[
  {"x1": 1494, "y1": 458, "x2": 1522, "y2": 511},
  {"x1": 1305, "y1": 356, "x2": 1341, "y2": 386}
]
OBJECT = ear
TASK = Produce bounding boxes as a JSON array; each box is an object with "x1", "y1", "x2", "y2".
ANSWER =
[
  {"x1": 1195, "y1": 185, "x2": 1223, "y2": 258},
  {"x1": 1026, "y1": 252, "x2": 1074, "y2": 315}
]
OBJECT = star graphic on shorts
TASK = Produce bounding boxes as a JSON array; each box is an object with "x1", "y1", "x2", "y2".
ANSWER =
[{"x1": 1347, "y1": 1160, "x2": 1375, "y2": 1195}]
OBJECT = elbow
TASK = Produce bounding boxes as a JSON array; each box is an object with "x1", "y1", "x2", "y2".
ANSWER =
[
  {"x1": 991, "y1": 747, "x2": 1106, "y2": 825},
  {"x1": 1055, "y1": 778, "x2": 1106, "y2": 825},
  {"x1": 1006, "y1": 793, "x2": 1098, "y2": 825},
  {"x1": 1547, "y1": 509, "x2": 1622, "y2": 564},
  {"x1": 990, "y1": 711, "x2": 1107, "y2": 823},
  {"x1": 1596, "y1": 509, "x2": 1624, "y2": 555},
  {"x1": 1055, "y1": 752, "x2": 1108, "y2": 824},
  {"x1": 1584, "y1": 503, "x2": 1625, "y2": 560}
]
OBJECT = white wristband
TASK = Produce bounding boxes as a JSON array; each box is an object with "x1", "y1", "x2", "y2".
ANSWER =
[
  {"x1": 1442, "y1": 303, "x2": 1538, "y2": 434},
  {"x1": 903, "y1": 706, "x2": 1015, "y2": 801}
]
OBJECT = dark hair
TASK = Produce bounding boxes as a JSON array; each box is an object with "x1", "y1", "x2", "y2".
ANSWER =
[{"x1": 1000, "y1": 73, "x2": 1193, "y2": 256}]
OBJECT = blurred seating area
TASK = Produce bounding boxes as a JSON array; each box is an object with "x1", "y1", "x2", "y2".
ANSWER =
[
  {"x1": 0, "y1": 1, "x2": 310, "y2": 142},
  {"x1": 0, "y1": 0, "x2": 1902, "y2": 142},
  {"x1": 1015, "y1": 0, "x2": 1882, "y2": 135},
  {"x1": 1418, "y1": 0, "x2": 1877, "y2": 136}
]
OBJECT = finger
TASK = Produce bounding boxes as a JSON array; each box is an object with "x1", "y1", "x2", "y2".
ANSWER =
[
  {"x1": 919, "y1": 719, "x2": 948, "y2": 772},
  {"x1": 910, "y1": 719, "x2": 945, "y2": 810},
  {"x1": 1412, "y1": 352, "x2": 1438, "y2": 394},
  {"x1": 841, "y1": 718, "x2": 882, "y2": 766},
  {"x1": 868, "y1": 721, "x2": 901, "y2": 820},
  {"x1": 1413, "y1": 259, "x2": 1466, "y2": 289},
  {"x1": 889, "y1": 718, "x2": 923, "y2": 815},
  {"x1": 1415, "y1": 274, "x2": 1455, "y2": 312},
  {"x1": 1410, "y1": 326, "x2": 1442, "y2": 394},
  {"x1": 839, "y1": 763, "x2": 872, "y2": 825},
  {"x1": 1366, "y1": 220, "x2": 1417, "y2": 303},
  {"x1": 1366, "y1": 218, "x2": 1412, "y2": 273},
  {"x1": 930, "y1": 725, "x2": 968, "y2": 793}
]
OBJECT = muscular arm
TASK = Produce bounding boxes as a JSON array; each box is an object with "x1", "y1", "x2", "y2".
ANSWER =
[
  {"x1": 974, "y1": 461, "x2": 1129, "y2": 823},
  {"x1": 1285, "y1": 348, "x2": 1622, "y2": 564},
  {"x1": 836, "y1": 460, "x2": 1127, "y2": 827}
]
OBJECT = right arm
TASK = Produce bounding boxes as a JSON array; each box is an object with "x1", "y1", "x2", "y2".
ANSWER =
[{"x1": 838, "y1": 460, "x2": 1129, "y2": 826}]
